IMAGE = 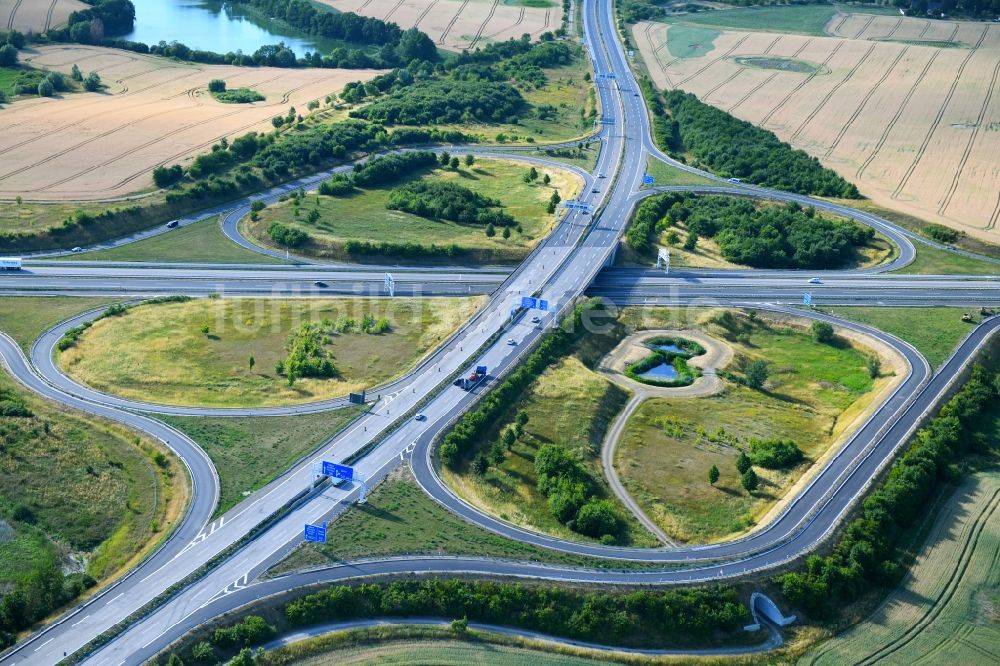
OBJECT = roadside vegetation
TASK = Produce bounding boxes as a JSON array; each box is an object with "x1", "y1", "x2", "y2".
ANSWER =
[
  {"x1": 639, "y1": 77, "x2": 859, "y2": 198},
  {"x1": 441, "y1": 300, "x2": 658, "y2": 547},
  {"x1": 775, "y1": 362, "x2": 999, "y2": 626},
  {"x1": 642, "y1": 157, "x2": 715, "y2": 188},
  {"x1": 64, "y1": 216, "x2": 286, "y2": 264},
  {"x1": 57, "y1": 297, "x2": 482, "y2": 408},
  {"x1": 822, "y1": 306, "x2": 982, "y2": 369},
  {"x1": 162, "y1": 580, "x2": 755, "y2": 665},
  {"x1": 158, "y1": 409, "x2": 362, "y2": 516},
  {"x1": 624, "y1": 193, "x2": 887, "y2": 270},
  {"x1": 248, "y1": 157, "x2": 577, "y2": 262},
  {"x1": 273, "y1": 467, "x2": 662, "y2": 574},
  {"x1": 0, "y1": 297, "x2": 119, "y2": 351},
  {"x1": 616, "y1": 308, "x2": 890, "y2": 543},
  {"x1": 0, "y1": 367, "x2": 185, "y2": 647}
]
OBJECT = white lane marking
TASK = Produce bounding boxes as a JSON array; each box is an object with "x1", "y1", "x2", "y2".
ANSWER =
[
  {"x1": 34, "y1": 637, "x2": 54, "y2": 651},
  {"x1": 71, "y1": 614, "x2": 91, "y2": 627}
]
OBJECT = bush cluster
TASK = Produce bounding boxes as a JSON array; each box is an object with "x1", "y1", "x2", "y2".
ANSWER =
[
  {"x1": 266, "y1": 222, "x2": 308, "y2": 247},
  {"x1": 350, "y1": 78, "x2": 525, "y2": 125},
  {"x1": 352, "y1": 151, "x2": 437, "y2": 188},
  {"x1": 386, "y1": 180, "x2": 515, "y2": 227},
  {"x1": 0, "y1": 388, "x2": 31, "y2": 418},
  {"x1": 627, "y1": 193, "x2": 874, "y2": 269},
  {"x1": 747, "y1": 438, "x2": 803, "y2": 469},
  {"x1": 535, "y1": 444, "x2": 624, "y2": 541},
  {"x1": 778, "y1": 365, "x2": 999, "y2": 616},
  {"x1": 343, "y1": 239, "x2": 462, "y2": 258}
]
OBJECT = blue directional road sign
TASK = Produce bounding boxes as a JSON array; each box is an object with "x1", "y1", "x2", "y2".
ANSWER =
[
  {"x1": 304, "y1": 522, "x2": 327, "y2": 543},
  {"x1": 321, "y1": 460, "x2": 354, "y2": 481},
  {"x1": 642, "y1": 175, "x2": 654, "y2": 185},
  {"x1": 521, "y1": 297, "x2": 549, "y2": 311},
  {"x1": 803, "y1": 292, "x2": 813, "y2": 306},
  {"x1": 599, "y1": 116, "x2": 615, "y2": 125}
]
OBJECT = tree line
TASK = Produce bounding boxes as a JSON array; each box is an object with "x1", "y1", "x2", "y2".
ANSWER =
[
  {"x1": 641, "y1": 79, "x2": 860, "y2": 198},
  {"x1": 778, "y1": 363, "x2": 999, "y2": 615},
  {"x1": 627, "y1": 193, "x2": 874, "y2": 269}
]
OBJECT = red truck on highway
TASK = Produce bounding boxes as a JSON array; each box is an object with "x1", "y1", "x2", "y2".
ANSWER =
[{"x1": 455, "y1": 365, "x2": 488, "y2": 390}]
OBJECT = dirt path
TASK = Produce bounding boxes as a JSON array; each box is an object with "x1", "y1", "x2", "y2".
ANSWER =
[{"x1": 597, "y1": 330, "x2": 733, "y2": 546}]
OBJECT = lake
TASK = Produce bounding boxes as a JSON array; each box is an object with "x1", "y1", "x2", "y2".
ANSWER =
[{"x1": 124, "y1": 0, "x2": 338, "y2": 57}]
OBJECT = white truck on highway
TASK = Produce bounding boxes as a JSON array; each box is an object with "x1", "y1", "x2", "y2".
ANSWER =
[{"x1": 0, "y1": 257, "x2": 22, "y2": 271}]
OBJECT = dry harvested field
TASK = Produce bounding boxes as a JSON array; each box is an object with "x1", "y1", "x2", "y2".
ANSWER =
[
  {"x1": 1, "y1": 0, "x2": 86, "y2": 33},
  {"x1": 636, "y1": 14, "x2": 1000, "y2": 243},
  {"x1": 313, "y1": 0, "x2": 561, "y2": 52},
  {"x1": 0, "y1": 45, "x2": 380, "y2": 201}
]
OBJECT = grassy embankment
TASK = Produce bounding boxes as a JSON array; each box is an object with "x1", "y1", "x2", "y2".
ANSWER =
[
  {"x1": 0, "y1": 296, "x2": 119, "y2": 351},
  {"x1": 58, "y1": 297, "x2": 483, "y2": 408},
  {"x1": 442, "y1": 315, "x2": 659, "y2": 548},
  {"x1": 822, "y1": 306, "x2": 982, "y2": 369},
  {"x1": 0, "y1": 366, "x2": 185, "y2": 590},
  {"x1": 275, "y1": 467, "x2": 672, "y2": 573},
  {"x1": 158, "y1": 409, "x2": 363, "y2": 516},
  {"x1": 64, "y1": 216, "x2": 286, "y2": 264},
  {"x1": 246, "y1": 158, "x2": 580, "y2": 263},
  {"x1": 256, "y1": 627, "x2": 620, "y2": 666},
  {"x1": 615, "y1": 308, "x2": 890, "y2": 543}
]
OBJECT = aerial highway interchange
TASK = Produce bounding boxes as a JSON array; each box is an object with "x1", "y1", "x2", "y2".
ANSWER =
[{"x1": 0, "y1": 0, "x2": 999, "y2": 663}]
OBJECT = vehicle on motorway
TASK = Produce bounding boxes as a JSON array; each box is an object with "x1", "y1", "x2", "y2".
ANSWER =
[
  {"x1": 0, "y1": 257, "x2": 22, "y2": 271},
  {"x1": 71, "y1": 246, "x2": 82, "y2": 253},
  {"x1": 591, "y1": 188, "x2": 599, "y2": 193},
  {"x1": 809, "y1": 277, "x2": 822, "y2": 284},
  {"x1": 457, "y1": 365, "x2": 488, "y2": 390},
  {"x1": 166, "y1": 220, "x2": 179, "y2": 228},
  {"x1": 313, "y1": 281, "x2": 328, "y2": 287},
  {"x1": 530, "y1": 316, "x2": 541, "y2": 323},
  {"x1": 414, "y1": 413, "x2": 427, "y2": 422},
  {"x1": 598, "y1": 173, "x2": 606, "y2": 178},
  {"x1": 506, "y1": 338, "x2": 517, "y2": 346},
  {"x1": 727, "y1": 177, "x2": 742, "y2": 184}
]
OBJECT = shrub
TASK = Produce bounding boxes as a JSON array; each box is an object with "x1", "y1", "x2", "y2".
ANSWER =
[
  {"x1": 811, "y1": 320, "x2": 834, "y2": 344},
  {"x1": 0, "y1": 44, "x2": 17, "y2": 67},
  {"x1": 208, "y1": 78, "x2": 226, "y2": 93},
  {"x1": 748, "y1": 438, "x2": 803, "y2": 469},
  {"x1": 266, "y1": 222, "x2": 308, "y2": 247},
  {"x1": 386, "y1": 180, "x2": 515, "y2": 226},
  {"x1": 83, "y1": 71, "x2": 101, "y2": 92},
  {"x1": 152, "y1": 164, "x2": 184, "y2": 188}
]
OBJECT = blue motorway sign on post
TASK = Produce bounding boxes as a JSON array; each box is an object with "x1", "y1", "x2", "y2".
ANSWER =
[
  {"x1": 643, "y1": 175, "x2": 655, "y2": 185},
  {"x1": 304, "y1": 522, "x2": 327, "y2": 543},
  {"x1": 520, "y1": 297, "x2": 549, "y2": 311},
  {"x1": 321, "y1": 461, "x2": 354, "y2": 481},
  {"x1": 803, "y1": 292, "x2": 813, "y2": 306}
]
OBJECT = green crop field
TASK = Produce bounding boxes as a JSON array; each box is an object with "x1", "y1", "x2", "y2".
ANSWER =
[
  {"x1": 444, "y1": 350, "x2": 658, "y2": 548},
  {"x1": 159, "y1": 409, "x2": 362, "y2": 516},
  {"x1": 665, "y1": 25, "x2": 720, "y2": 59},
  {"x1": 616, "y1": 309, "x2": 886, "y2": 543},
  {"x1": 0, "y1": 296, "x2": 119, "y2": 351},
  {"x1": 803, "y1": 468, "x2": 1000, "y2": 664},
  {"x1": 661, "y1": 5, "x2": 895, "y2": 36},
  {"x1": 0, "y1": 366, "x2": 184, "y2": 585},
  {"x1": 274, "y1": 467, "x2": 655, "y2": 574},
  {"x1": 247, "y1": 159, "x2": 578, "y2": 263},
  {"x1": 823, "y1": 307, "x2": 977, "y2": 369},
  {"x1": 67, "y1": 217, "x2": 285, "y2": 264},
  {"x1": 58, "y1": 297, "x2": 483, "y2": 408}
]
